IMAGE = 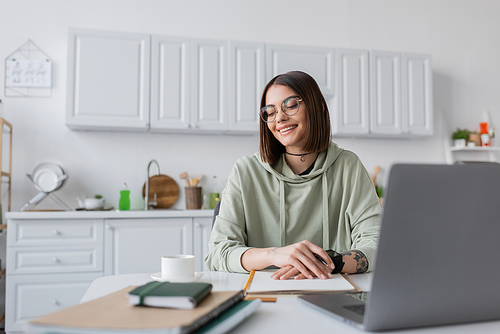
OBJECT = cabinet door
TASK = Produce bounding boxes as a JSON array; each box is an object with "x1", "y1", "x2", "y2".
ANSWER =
[
  {"x1": 228, "y1": 41, "x2": 265, "y2": 133},
  {"x1": 150, "y1": 35, "x2": 190, "y2": 131},
  {"x1": 104, "y1": 218, "x2": 193, "y2": 275},
  {"x1": 370, "y1": 51, "x2": 402, "y2": 135},
  {"x1": 401, "y1": 53, "x2": 433, "y2": 136},
  {"x1": 190, "y1": 39, "x2": 228, "y2": 131},
  {"x1": 193, "y1": 217, "x2": 212, "y2": 272},
  {"x1": 5, "y1": 272, "x2": 102, "y2": 332},
  {"x1": 333, "y1": 49, "x2": 370, "y2": 135},
  {"x1": 66, "y1": 28, "x2": 150, "y2": 131},
  {"x1": 266, "y1": 44, "x2": 335, "y2": 96}
]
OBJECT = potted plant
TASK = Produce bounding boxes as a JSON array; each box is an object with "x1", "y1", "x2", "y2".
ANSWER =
[
  {"x1": 376, "y1": 185, "x2": 385, "y2": 206},
  {"x1": 452, "y1": 128, "x2": 469, "y2": 147}
]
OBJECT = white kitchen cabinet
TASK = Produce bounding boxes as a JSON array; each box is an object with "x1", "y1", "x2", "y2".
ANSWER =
[
  {"x1": 65, "y1": 28, "x2": 432, "y2": 138},
  {"x1": 266, "y1": 43, "x2": 335, "y2": 96},
  {"x1": 5, "y1": 211, "x2": 213, "y2": 334},
  {"x1": 193, "y1": 217, "x2": 213, "y2": 272},
  {"x1": 5, "y1": 218, "x2": 104, "y2": 333},
  {"x1": 333, "y1": 49, "x2": 370, "y2": 135},
  {"x1": 150, "y1": 38, "x2": 263, "y2": 134},
  {"x1": 150, "y1": 35, "x2": 191, "y2": 131},
  {"x1": 66, "y1": 28, "x2": 151, "y2": 131},
  {"x1": 369, "y1": 51, "x2": 402, "y2": 135},
  {"x1": 190, "y1": 38, "x2": 228, "y2": 132},
  {"x1": 5, "y1": 272, "x2": 102, "y2": 332},
  {"x1": 333, "y1": 50, "x2": 433, "y2": 138},
  {"x1": 227, "y1": 41, "x2": 266, "y2": 133},
  {"x1": 104, "y1": 218, "x2": 193, "y2": 275},
  {"x1": 402, "y1": 53, "x2": 433, "y2": 136}
]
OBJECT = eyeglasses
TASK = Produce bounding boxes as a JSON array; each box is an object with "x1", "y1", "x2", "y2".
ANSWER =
[{"x1": 259, "y1": 96, "x2": 302, "y2": 123}]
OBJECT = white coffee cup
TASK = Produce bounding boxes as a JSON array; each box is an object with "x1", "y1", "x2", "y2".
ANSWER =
[{"x1": 161, "y1": 255, "x2": 195, "y2": 279}]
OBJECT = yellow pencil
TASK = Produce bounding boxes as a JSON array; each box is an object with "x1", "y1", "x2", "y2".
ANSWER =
[
  {"x1": 243, "y1": 270, "x2": 256, "y2": 292},
  {"x1": 244, "y1": 296, "x2": 277, "y2": 303}
]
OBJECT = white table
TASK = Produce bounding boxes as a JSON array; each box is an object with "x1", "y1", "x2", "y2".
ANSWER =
[{"x1": 81, "y1": 272, "x2": 500, "y2": 334}]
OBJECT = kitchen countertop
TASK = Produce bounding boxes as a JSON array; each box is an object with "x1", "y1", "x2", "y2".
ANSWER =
[{"x1": 5, "y1": 209, "x2": 215, "y2": 220}]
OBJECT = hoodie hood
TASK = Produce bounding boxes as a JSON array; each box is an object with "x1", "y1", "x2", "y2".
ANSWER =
[
  {"x1": 254, "y1": 142, "x2": 345, "y2": 248},
  {"x1": 255, "y1": 142, "x2": 345, "y2": 182}
]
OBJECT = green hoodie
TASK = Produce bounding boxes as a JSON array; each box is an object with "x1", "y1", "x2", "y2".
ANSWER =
[{"x1": 205, "y1": 142, "x2": 381, "y2": 273}]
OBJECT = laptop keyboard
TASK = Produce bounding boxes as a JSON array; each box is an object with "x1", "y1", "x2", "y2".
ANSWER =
[{"x1": 343, "y1": 304, "x2": 366, "y2": 316}]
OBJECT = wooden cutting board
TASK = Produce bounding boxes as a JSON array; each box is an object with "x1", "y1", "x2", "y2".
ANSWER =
[{"x1": 142, "y1": 174, "x2": 179, "y2": 209}]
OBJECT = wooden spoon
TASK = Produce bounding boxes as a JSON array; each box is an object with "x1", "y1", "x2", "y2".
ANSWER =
[
  {"x1": 372, "y1": 166, "x2": 381, "y2": 185},
  {"x1": 179, "y1": 172, "x2": 191, "y2": 187}
]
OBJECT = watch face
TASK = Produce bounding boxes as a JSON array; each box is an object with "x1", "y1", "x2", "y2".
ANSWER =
[{"x1": 326, "y1": 250, "x2": 341, "y2": 258}]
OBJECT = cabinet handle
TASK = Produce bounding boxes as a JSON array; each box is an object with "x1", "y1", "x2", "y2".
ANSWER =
[
  {"x1": 52, "y1": 257, "x2": 60, "y2": 263},
  {"x1": 51, "y1": 299, "x2": 59, "y2": 305},
  {"x1": 191, "y1": 124, "x2": 199, "y2": 128},
  {"x1": 52, "y1": 229, "x2": 60, "y2": 235},
  {"x1": 184, "y1": 123, "x2": 189, "y2": 128},
  {"x1": 105, "y1": 225, "x2": 113, "y2": 230}
]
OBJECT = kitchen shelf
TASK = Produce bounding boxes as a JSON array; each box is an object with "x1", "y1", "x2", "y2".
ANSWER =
[
  {"x1": 445, "y1": 145, "x2": 500, "y2": 164},
  {"x1": 449, "y1": 146, "x2": 500, "y2": 152},
  {"x1": 0, "y1": 117, "x2": 12, "y2": 211}
]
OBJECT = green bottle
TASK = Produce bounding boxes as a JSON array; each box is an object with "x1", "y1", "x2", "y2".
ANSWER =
[
  {"x1": 119, "y1": 183, "x2": 130, "y2": 211},
  {"x1": 209, "y1": 176, "x2": 220, "y2": 209}
]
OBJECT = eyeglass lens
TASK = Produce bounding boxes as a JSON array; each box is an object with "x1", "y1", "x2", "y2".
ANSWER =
[{"x1": 260, "y1": 97, "x2": 300, "y2": 123}]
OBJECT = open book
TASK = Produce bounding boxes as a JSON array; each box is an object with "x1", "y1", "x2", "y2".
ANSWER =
[{"x1": 246, "y1": 271, "x2": 358, "y2": 295}]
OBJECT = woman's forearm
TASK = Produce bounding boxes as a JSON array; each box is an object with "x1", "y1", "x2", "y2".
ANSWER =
[
  {"x1": 241, "y1": 247, "x2": 276, "y2": 271},
  {"x1": 340, "y1": 250, "x2": 369, "y2": 274},
  {"x1": 242, "y1": 247, "x2": 368, "y2": 274}
]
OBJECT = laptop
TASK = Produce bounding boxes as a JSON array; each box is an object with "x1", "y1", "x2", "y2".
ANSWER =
[{"x1": 299, "y1": 163, "x2": 500, "y2": 331}]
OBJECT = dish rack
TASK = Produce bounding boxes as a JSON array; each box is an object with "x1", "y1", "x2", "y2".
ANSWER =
[{"x1": 20, "y1": 162, "x2": 71, "y2": 211}]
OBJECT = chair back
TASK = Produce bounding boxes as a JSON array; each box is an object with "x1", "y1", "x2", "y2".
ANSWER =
[{"x1": 211, "y1": 200, "x2": 221, "y2": 228}]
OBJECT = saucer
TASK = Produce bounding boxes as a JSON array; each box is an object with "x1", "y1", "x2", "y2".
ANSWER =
[{"x1": 151, "y1": 272, "x2": 203, "y2": 283}]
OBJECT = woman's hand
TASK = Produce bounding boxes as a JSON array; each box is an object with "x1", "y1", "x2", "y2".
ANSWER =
[{"x1": 267, "y1": 240, "x2": 334, "y2": 280}]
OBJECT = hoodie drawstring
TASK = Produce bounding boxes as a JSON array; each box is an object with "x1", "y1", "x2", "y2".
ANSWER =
[
  {"x1": 322, "y1": 173, "x2": 329, "y2": 248},
  {"x1": 279, "y1": 179, "x2": 286, "y2": 247}
]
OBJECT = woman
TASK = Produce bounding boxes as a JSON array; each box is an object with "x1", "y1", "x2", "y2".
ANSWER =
[{"x1": 205, "y1": 71, "x2": 381, "y2": 280}]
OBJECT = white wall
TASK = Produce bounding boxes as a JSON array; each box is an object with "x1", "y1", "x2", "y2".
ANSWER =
[{"x1": 0, "y1": 0, "x2": 499, "y2": 211}]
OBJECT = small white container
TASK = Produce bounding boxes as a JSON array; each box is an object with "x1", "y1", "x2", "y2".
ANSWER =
[{"x1": 84, "y1": 198, "x2": 105, "y2": 210}]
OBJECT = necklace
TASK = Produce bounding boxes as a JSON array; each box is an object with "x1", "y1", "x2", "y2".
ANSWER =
[{"x1": 285, "y1": 151, "x2": 312, "y2": 162}]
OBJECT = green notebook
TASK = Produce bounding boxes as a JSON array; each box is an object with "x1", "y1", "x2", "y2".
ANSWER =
[{"x1": 128, "y1": 281, "x2": 213, "y2": 309}]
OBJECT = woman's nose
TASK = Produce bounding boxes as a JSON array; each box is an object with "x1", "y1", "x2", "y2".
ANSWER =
[{"x1": 275, "y1": 107, "x2": 288, "y2": 123}]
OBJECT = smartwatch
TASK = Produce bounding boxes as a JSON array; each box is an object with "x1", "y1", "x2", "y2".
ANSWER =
[{"x1": 326, "y1": 250, "x2": 344, "y2": 274}]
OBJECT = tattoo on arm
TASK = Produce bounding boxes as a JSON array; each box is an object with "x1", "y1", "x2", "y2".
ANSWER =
[{"x1": 341, "y1": 250, "x2": 368, "y2": 273}]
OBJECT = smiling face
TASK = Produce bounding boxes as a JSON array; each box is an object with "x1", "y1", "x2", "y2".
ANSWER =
[{"x1": 265, "y1": 85, "x2": 308, "y2": 153}]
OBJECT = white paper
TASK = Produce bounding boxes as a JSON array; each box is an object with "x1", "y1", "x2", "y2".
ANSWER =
[
  {"x1": 7, "y1": 58, "x2": 52, "y2": 88},
  {"x1": 247, "y1": 271, "x2": 354, "y2": 293}
]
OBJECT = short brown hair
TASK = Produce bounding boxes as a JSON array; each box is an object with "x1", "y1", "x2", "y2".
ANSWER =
[{"x1": 259, "y1": 71, "x2": 331, "y2": 164}]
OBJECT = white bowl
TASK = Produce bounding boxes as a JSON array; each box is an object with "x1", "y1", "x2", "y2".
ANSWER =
[{"x1": 84, "y1": 198, "x2": 105, "y2": 210}]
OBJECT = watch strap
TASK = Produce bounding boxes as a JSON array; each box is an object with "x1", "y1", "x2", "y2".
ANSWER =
[{"x1": 326, "y1": 250, "x2": 344, "y2": 274}]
